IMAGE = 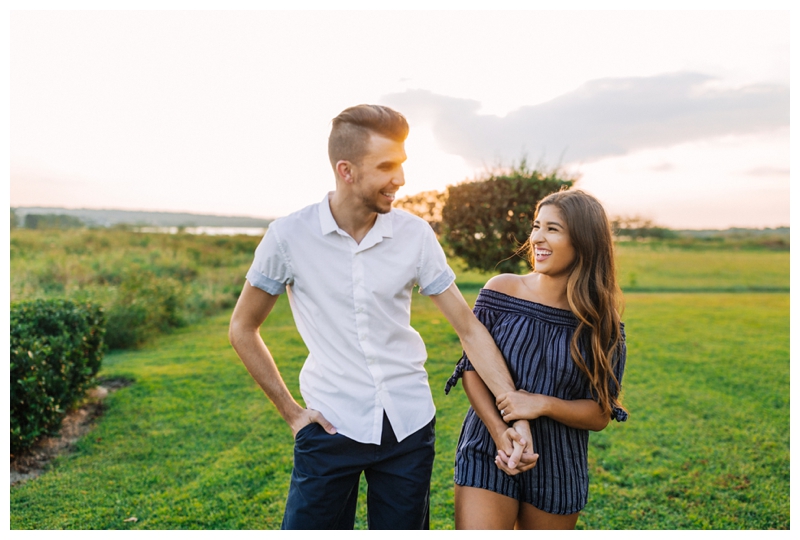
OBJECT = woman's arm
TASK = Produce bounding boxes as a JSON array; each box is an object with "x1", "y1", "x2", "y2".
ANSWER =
[
  {"x1": 462, "y1": 371, "x2": 538, "y2": 473},
  {"x1": 495, "y1": 390, "x2": 610, "y2": 432}
]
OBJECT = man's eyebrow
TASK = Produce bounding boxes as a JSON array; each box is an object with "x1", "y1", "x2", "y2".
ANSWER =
[{"x1": 377, "y1": 160, "x2": 401, "y2": 169}]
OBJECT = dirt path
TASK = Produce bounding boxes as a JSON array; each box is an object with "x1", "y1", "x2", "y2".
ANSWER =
[{"x1": 10, "y1": 377, "x2": 133, "y2": 487}]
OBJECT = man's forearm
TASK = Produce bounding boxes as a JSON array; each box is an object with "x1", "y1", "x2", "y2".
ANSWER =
[
  {"x1": 429, "y1": 284, "x2": 518, "y2": 398},
  {"x1": 229, "y1": 325, "x2": 304, "y2": 427},
  {"x1": 460, "y1": 322, "x2": 517, "y2": 397},
  {"x1": 462, "y1": 370, "x2": 511, "y2": 442}
]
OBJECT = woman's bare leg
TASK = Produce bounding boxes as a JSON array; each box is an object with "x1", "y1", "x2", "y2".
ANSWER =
[
  {"x1": 516, "y1": 501, "x2": 579, "y2": 530},
  {"x1": 454, "y1": 485, "x2": 519, "y2": 530}
]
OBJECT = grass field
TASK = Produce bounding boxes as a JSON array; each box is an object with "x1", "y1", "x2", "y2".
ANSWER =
[
  {"x1": 613, "y1": 245, "x2": 789, "y2": 292},
  {"x1": 10, "y1": 287, "x2": 789, "y2": 529},
  {"x1": 453, "y1": 244, "x2": 789, "y2": 293}
]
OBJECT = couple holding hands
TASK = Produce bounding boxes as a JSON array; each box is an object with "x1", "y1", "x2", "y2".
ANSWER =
[{"x1": 228, "y1": 104, "x2": 627, "y2": 530}]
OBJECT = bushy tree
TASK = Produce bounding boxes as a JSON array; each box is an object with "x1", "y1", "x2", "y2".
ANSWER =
[
  {"x1": 611, "y1": 215, "x2": 677, "y2": 240},
  {"x1": 442, "y1": 160, "x2": 575, "y2": 273},
  {"x1": 393, "y1": 190, "x2": 447, "y2": 235}
]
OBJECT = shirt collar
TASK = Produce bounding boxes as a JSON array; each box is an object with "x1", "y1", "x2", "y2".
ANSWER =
[
  {"x1": 318, "y1": 192, "x2": 394, "y2": 241},
  {"x1": 319, "y1": 192, "x2": 339, "y2": 235}
]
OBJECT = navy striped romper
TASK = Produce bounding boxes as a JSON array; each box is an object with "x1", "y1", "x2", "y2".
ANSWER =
[{"x1": 445, "y1": 288, "x2": 627, "y2": 515}]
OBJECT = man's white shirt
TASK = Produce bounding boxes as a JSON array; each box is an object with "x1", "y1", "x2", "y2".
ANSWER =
[{"x1": 246, "y1": 193, "x2": 456, "y2": 444}]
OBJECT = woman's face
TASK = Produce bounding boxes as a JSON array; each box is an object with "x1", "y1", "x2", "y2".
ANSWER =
[{"x1": 531, "y1": 204, "x2": 576, "y2": 277}]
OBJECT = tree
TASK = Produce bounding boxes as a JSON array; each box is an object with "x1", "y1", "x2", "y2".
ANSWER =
[
  {"x1": 442, "y1": 160, "x2": 576, "y2": 273},
  {"x1": 23, "y1": 213, "x2": 84, "y2": 230},
  {"x1": 611, "y1": 215, "x2": 677, "y2": 240},
  {"x1": 393, "y1": 190, "x2": 447, "y2": 235}
]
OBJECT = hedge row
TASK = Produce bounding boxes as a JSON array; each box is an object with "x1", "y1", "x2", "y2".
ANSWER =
[{"x1": 10, "y1": 299, "x2": 106, "y2": 455}]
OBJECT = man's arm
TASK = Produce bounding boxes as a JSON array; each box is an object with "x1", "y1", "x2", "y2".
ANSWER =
[
  {"x1": 428, "y1": 283, "x2": 517, "y2": 397},
  {"x1": 228, "y1": 281, "x2": 336, "y2": 437},
  {"x1": 462, "y1": 371, "x2": 538, "y2": 473},
  {"x1": 429, "y1": 283, "x2": 534, "y2": 469}
]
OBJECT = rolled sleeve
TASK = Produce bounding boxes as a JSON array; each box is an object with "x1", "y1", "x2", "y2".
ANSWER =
[
  {"x1": 246, "y1": 222, "x2": 292, "y2": 295},
  {"x1": 246, "y1": 268, "x2": 286, "y2": 295},
  {"x1": 417, "y1": 226, "x2": 455, "y2": 296},
  {"x1": 419, "y1": 267, "x2": 456, "y2": 296}
]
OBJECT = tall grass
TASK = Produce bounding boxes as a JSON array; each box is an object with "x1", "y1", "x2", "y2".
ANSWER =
[{"x1": 10, "y1": 229, "x2": 258, "y2": 348}]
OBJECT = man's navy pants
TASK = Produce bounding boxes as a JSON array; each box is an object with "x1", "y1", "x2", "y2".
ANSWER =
[{"x1": 281, "y1": 413, "x2": 436, "y2": 530}]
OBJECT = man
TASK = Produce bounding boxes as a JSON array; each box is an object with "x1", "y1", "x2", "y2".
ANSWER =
[{"x1": 229, "y1": 104, "x2": 534, "y2": 530}]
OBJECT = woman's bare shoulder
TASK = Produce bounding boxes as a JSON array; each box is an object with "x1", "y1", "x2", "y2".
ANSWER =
[{"x1": 484, "y1": 273, "x2": 526, "y2": 296}]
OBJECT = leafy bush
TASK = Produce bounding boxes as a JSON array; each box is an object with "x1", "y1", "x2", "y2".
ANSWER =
[
  {"x1": 442, "y1": 160, "x2": 575, "y2": 273},
  {"x1": 10, "y1": 299, "x2": 106, "y2": 455},
  {"x1": 104, "y1": 271, "x2": 185, "y2": 349}
]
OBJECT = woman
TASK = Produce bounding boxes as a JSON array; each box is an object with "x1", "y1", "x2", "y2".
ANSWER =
[{"x1": 445, "y1": 189, "x2": 628, "y2": 530}]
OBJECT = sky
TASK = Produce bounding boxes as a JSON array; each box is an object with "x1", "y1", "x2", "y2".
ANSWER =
[{"x1": 8, "y1": 6, "x2": 792, "y2": 229}]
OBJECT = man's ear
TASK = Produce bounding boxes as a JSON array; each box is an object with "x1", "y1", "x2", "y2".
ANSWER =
[{"x1": 336, "y1": 160, "x2": 354, "y2": 184}]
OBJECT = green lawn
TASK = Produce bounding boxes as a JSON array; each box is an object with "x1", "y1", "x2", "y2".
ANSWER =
[
  {"x1": 10, "y1": 290, "x2": 789, "y2": 529},
  {"x1": 453, "y1": 244, "x2": 790, "y2": 293},
  {"x1": 613, "y1": 245, "x2": 789, "y2": 292}
]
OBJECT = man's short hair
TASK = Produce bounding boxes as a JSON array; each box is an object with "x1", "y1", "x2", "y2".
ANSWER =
[{"x1": 328, "y1": 104, "x2": 409, "y2": 167}]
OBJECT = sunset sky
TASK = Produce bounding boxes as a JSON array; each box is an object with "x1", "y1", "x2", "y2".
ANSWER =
[{"x1": 9, "y1": 7, "x2": 791, "y2": 229}]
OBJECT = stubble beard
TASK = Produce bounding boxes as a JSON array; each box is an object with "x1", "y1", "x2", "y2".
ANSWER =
[
  {"x1": 354, "y1": 175, "x2": 391, "y2": 215},
  {"x1": 362, "y1": 194, "x2": 391, "y2": 214}
]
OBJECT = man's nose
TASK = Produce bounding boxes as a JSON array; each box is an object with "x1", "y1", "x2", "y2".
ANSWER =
[{"x1": 392, "y1": 168, "x2": 405, "y2": 186}]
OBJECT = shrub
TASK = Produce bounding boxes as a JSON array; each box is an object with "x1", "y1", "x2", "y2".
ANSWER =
[
  {"x1": 442, "y1": 160, "x2": 575, "y2": 273},
  {"x1": 10, "y1": 299, "x2": 105, "y2": 455},
  {"x1": 104, "y1": 271, "x2": 185, "y2": 349}
]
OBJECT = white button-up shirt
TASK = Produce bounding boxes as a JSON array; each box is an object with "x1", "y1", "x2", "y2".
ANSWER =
[{"x1": 246, "y1": 193, "x2": 455, "y2": 444}]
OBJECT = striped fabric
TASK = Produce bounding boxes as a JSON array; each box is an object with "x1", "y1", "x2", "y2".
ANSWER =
[{"x1": 445, "y1": 288, "x2": 627, "y2": 515}]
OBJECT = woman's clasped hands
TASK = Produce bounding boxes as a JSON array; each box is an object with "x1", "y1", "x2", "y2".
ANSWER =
[{"x1": 491, "y1": 403, "x2": 539, "y2": 476}]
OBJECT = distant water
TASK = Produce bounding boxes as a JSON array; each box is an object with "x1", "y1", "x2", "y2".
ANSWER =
[{"x1": 135, "y1": 226, "x2": 267, "y2": 236}]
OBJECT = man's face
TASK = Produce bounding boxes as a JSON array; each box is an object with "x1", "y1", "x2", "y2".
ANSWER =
[{"x1": 350, "y1": 134, "x2": 406, "y2": 214}]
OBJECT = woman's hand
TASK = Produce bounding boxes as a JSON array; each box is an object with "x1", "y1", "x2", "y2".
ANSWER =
[
  {"x1": 496, "y1": 390, "x2": 549, "y2": 423},
  {"x1": 498, "y1": 392, "x2": 611, "y2": 431},
  {"x1": 491, "y1": 420, "x2": 539, "y2": 475}
]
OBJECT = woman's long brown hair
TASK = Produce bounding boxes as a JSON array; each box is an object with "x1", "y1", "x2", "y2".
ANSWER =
[{"x1": 532, "y1": 189, "x2": 626, "y2": 418}]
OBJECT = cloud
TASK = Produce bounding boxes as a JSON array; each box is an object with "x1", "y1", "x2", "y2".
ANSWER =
[
  {"x1": 742, "y1": 166, "x2": 790, "y2": 177},
  {"x1": 382, "y1": 73, "x2": 788, "y2": 167},
  {"x1": 650, "y1": 163, "x2": 675, "y2": 172}
]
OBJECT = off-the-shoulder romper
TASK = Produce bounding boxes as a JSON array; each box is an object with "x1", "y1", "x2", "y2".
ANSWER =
[{"x1": 445, "y1": 288, "x2": 627, "y2": 515}]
